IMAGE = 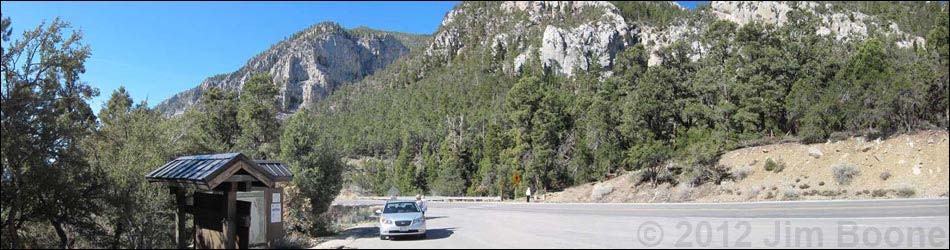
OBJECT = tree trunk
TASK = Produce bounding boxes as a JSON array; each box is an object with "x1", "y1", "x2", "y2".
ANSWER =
[
  {"x1": 3, "y1": 221, "x2": 20, "y2": 249},
  {"x1": 111, "y1": 219, "x2": 125, "y2": 249},
  {"x1": 51, "y1": 219, "x2": 70, "y2": 249}
]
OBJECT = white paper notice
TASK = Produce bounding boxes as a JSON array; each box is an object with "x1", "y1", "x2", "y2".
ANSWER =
[
  {"x1": 272, "y1": 193, "x2": 281, "y2": 203},
  {"x1": 270, "y1": 203, "x2": 281, "y2": 223}
]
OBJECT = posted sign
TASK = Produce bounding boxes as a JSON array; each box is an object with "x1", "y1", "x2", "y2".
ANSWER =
[{"x1": 270, "y1": 203, "x2": 281, "y2": 223}]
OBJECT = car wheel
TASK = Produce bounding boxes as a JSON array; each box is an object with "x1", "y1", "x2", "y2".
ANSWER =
[{"x1": 380, "y1": 235, "x2": 387, "y2": 240}]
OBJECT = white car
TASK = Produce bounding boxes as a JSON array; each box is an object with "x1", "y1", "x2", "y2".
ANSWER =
[{"x1": 376, "y1": 200, "x2": 427, "y2": 240}]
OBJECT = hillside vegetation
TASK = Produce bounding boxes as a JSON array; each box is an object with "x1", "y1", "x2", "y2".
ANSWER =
[{"x1": 312, "y1": 1, "x2": 949, "y2": 199}]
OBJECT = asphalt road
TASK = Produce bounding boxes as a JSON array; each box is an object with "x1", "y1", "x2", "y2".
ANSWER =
[{"x1": 321, "y1": 199, "x2": 949, "y2": 249}]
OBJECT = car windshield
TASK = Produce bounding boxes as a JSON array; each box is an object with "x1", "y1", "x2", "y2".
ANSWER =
[{"x1": 383, "y1": 202, "x2": 419, "y2": 214}]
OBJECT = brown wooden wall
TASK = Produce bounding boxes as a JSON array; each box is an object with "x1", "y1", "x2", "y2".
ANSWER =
[{"x1": 193, "y1": 192, "x2": 250, "y2": 249}]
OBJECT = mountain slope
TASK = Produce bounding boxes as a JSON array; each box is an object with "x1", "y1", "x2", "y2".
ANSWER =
[
  {"x1": 297, "y1": 1, "x2": 947, "y2": 198},
  {"x1": 155, "y1": 22, "x2": 430, "y2": 116}
]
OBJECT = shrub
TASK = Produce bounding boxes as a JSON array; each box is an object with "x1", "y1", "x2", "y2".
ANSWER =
[
  {"x1": 273, "y1": 232, "x2": 314, "y2": 249},
  {"x1": 764, "y1": 158, "x2": 785, "y2": 173},
  {"x1": 635, "y1": 163, "x2": 680, "y2": 186},
  {"x1": 746, "y1": 187, "x2": 761, "y2": 200},
  {"x1": 832, "y1": 164, "x2": 861, "y2": 185},
  {"x1": 879, "y1": 171, "x2": 892, "y2": 181},
  {"x1": 819, "y1": 190, "x2": 840, "y2": 197},
  {"x1": 675, "y1": 185, "x2": 695, "y2": 202},
  {"x1": 895, "y1": 185, "x2": 916, "y2": 198},
  {"x1": 799, "y1": 184, "x2": 811, "y2": 190},
  {"x1": 818, "y1": 181, "x2": 826, "y2": 186},
  {"x1": 680, "y1": 165, "x2": 731, "y2": 186},
  {"x1": 872, "y1": 189, "x2": 889, "y2": 197},
  {"x1": 732, "y1": 166, "x2": 752, "y2": 181},
  {"x1": 783, "y1": 188, "x2": 800, "y2": 200},
  {"x1": 591, "y1": 183, "x2": 615, "y2": 201}
]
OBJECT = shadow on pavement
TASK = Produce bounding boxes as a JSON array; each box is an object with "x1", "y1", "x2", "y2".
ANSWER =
[
  {"x1": 425, "y1": 228, "x2": 456, "y2": 240},
  {"x1": 425, "y1": 216, "x2": 448, "y2": 221},
  {"x1": 333, "y1": 226, "x2": 380, "y2": 240},
  {"x1": 388, "y1": 228, "x2": 457, "y2": 241}
]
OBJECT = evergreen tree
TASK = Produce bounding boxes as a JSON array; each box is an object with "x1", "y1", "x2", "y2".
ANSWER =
[
  {"x1": 84, "y1": 87, "x2": 176, "y2": 249},
  {"x1": 1, "y1": 17, "x2": 102, "y2": 249},
  {"x1": 237, "y1": 73, "x2": 281, "y2": 159},
  {"x1": 183, "y1": 86, "x2": 240, "y2": 154},
  {"x1": 280, "y1": 110, "x2": 344, "y2": 235}
]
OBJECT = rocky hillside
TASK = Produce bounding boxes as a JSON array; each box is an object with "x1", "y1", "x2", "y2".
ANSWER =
[
  {"x1": 421, "y1": 1, "x2": 633, "y2": 77},
  {"x1": 546, "y1": 131, "x2": 949, "y2": 203},
  {"x1": 155, "y1": 22, "x2": 430, "y2": 116},
  {"x1": 639, "y1": 1, "x2": 930, "y2": 66}
]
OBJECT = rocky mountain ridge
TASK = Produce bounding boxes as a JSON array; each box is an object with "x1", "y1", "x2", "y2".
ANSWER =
[
  {"x1": 155, "y1": 22, "x2": 429, "y2": 116},
  {"x1": 640, "y1": 1, "x2": 929, "y2": 66},
  {"x1": 157, "y1": 1, "x2": 939, "y2": 116}
]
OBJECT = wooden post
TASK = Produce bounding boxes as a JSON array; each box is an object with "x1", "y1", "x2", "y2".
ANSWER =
[
  {"x1": 173, "y1": 188, "x2": 188, "y2": 249},
  {"x1": 224, "y1": 183, "x2": 237, "y2": 249}
]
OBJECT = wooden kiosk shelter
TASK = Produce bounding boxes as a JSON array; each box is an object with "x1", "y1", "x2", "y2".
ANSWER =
[{"x1": 146, "y1": 153, "x2": 293, "y2": 249}]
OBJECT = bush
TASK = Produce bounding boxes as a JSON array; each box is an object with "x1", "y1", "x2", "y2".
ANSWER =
[
  {"x1": 675, "y1": 185, "x2": 695, "y2": 202},
  {"x1": 895, "y1": 185, "x2": 916, "y2": 198},
  {"x1": 832, "y1": 164, "x2": 861, "y2": 185},
  {"x1": 764, "y1": 158, "x2": 785, "y2": 173},
  {"x1": 783, "y1": 188, "x2": 800, "y2": 200},
  {"x1": 879, "y1": 171, "x2": 892, "y2": 181},
  {"x1": 591, "y1": 183, "x2": 615, "y2": 201},
  {"x1": 272, "y1": 233, "x2": 314, "y2": 249},
  {"x1": 746, "y1": 187, "x2": 761, "y2": 200},
  {"x1": 819, "y1": 190, "x2": 841, "y2": 197},
  {"x1": 635, "y1": 163, "x2": 679, "y2": 186},
  {"x1": 872, "y1": 189, "x2": 889, "y2": 197},
  {"x1": 732, "y1": 166, "x2": 752, "y2": 181},
  {"x1": 679, "y1": 164, "x2": 731, "y2": 187}
]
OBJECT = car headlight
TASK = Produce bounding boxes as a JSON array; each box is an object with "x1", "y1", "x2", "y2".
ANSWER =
[
  {"x1": 413, "y1": 217, "x2": 425, "y2": 224},
  {"x1": 380, "y1": 218, "x2": 392, "y2": 224}
]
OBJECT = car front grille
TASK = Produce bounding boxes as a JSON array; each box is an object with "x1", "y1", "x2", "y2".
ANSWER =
[
  {"x1": 389, "y1": 229, "x2": 419, "y2": 234},
  {"x1": 395, "y1": 221, "x2": 412, "y2": 227}
]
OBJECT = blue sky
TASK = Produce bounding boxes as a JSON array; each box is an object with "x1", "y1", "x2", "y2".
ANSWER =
[{"x1": 3, "y1": 1, "x2": 703, "y2": 113}]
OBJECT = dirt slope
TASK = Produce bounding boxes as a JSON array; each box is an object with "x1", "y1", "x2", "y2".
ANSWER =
[{"x1": 546, "y1": 130, "x2": 949, "y2": 203}]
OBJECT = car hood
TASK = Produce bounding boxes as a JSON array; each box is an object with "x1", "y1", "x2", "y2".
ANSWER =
[{"x1": 382, "y1": 212, "x2": 422, "y2": 221}]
